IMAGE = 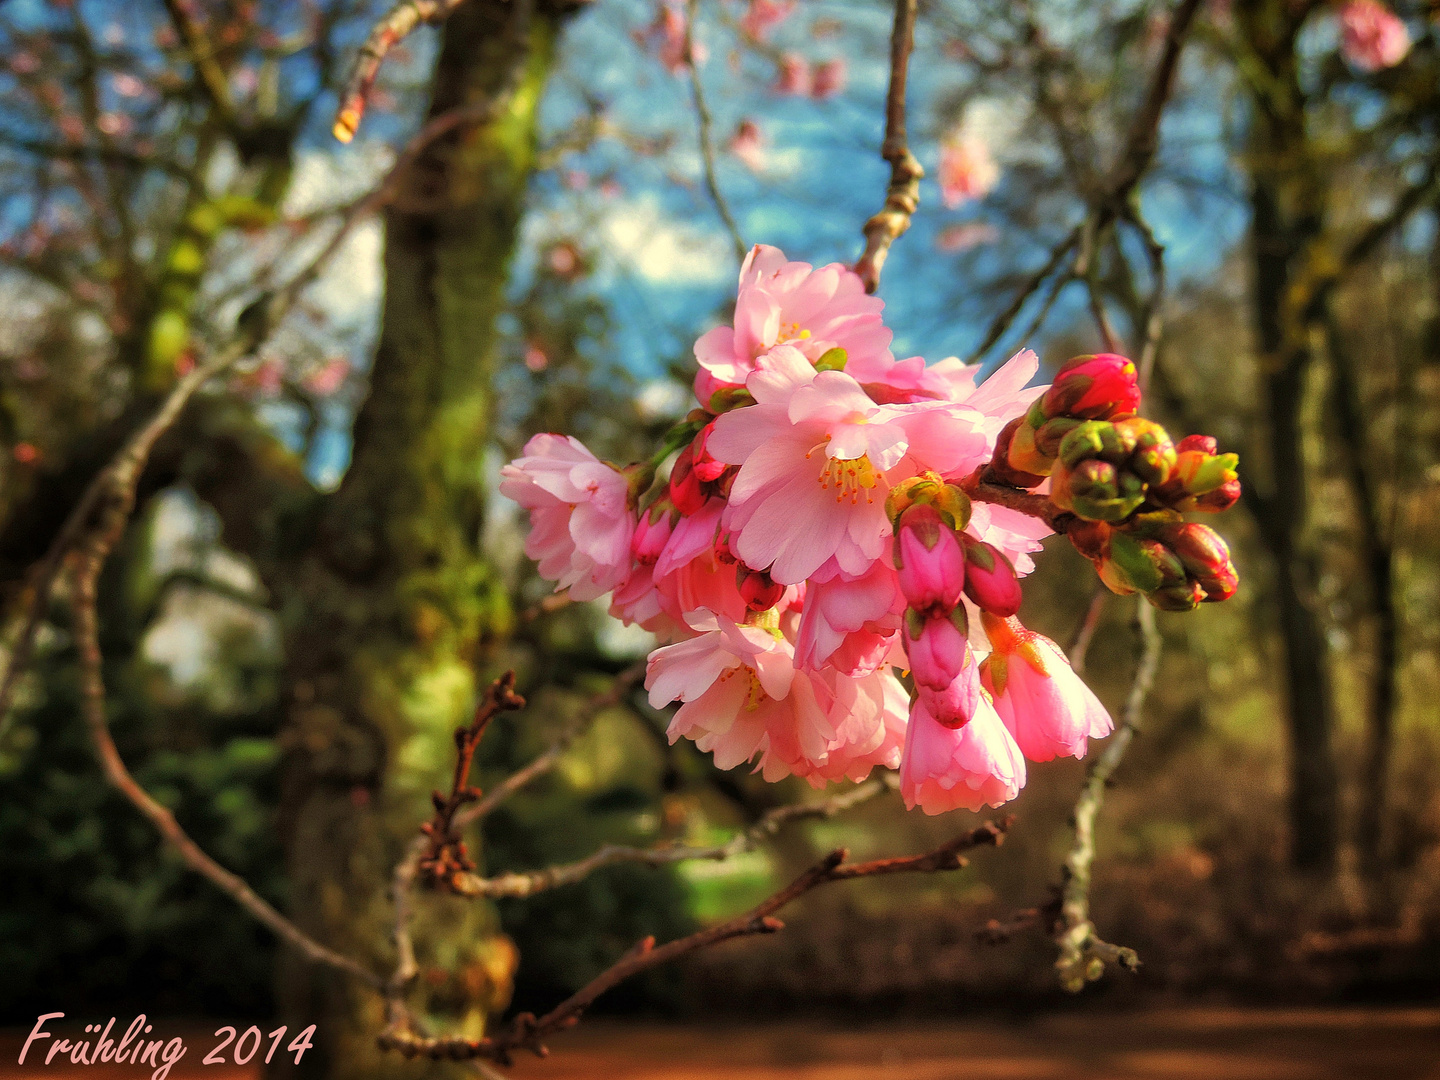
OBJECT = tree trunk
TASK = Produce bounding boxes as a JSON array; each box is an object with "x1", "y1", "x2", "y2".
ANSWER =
[
  {"x1": 271, "y1": 3, "x2": 556, "y2": 1075},
  {"x1": 1235, "y1": 0, "x2": 1341, "y2": 874}
]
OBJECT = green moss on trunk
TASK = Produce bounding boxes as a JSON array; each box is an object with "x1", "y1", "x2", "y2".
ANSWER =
[{"x1": 270, "y1": 5, "x2": 556, "y2": 1076}]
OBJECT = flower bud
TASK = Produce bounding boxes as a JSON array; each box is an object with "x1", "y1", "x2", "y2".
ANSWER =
[
  {"x1": 1159, "y1": 522, "x2": 1238, "y2": 603},
  {"x1": 989, "y1": 417, "x2": 1049, "y2": 487},
  {"x1": 1152, "y1": 440, "x2": 1240, "y2": 511},
  {"x1": 1096, "y1": 532, "x2": 1166, "y2": 595},
  {"x1": 1057, "y1": 420, "x2": 1134, "y2": 470},
  {"x1": 1052, "y1": 458, "x2": 1146, "y2": 522},
  {"x1": 1004, "y1": 416, "x2": 1054, "y2": 478},
  {"x1": 1193, "y1": 478, "x2": 1241, "y2": 513},
  {"x1": 915, "y1": 649, "x2": 984, "y2": 728},
  {"x1": 905, "y1": 607, "x2": 970, "y2": 691},
  {"x1": 1033, "y1": 416, "x2": 1084, "y2": 459},
  {"x1": 1066, "y1": 519, "x2": 1111, "y2": 563},
  {"x1": 1040, "y1": 353, "x2": 1141, "y2": 422},
  {"x1": 894, "y1": 504, "x2": 965, "y2": 612},
  {"x1": 632, "y1": 501, "x2": 676, "y2": 564},
  {"x1": 1117, "y1": 417, "x2": 1177, "y2": 487},
  {"x1": 691, "y1": 421, "x2": 729, "y2": 482},
  {"x1": 961, "y1": 536, "x2": 1023, "y2": 617},
  {"x1": 737, "y1": 566, "x2": 786, "y2": 612},
  {"x1": 885, "y1": 472, "x2": 972, "y2": 531},
  {"x1": 668, "y1": 443, "x2": 706, "y2": 515}
]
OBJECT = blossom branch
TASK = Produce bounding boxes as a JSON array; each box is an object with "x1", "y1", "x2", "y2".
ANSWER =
[
  {"x1": 380, "y1": 819, "x2": 1008, "y2": 1064},
  {"x1": 853, "y1": 0, "x2": 923, "y2": 294},
  {"x1": 684, "y1": 0, "x2": 747, "y2": 264}
]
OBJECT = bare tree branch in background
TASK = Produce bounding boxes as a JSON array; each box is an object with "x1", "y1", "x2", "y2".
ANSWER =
[
  {"x1": 381, "y1": 818, "x2": 1009, "y2": 1065},
  {"x1": 853, "y1": 0, "x2": 923, "y2": 294},
  {"x1": 685, "y1": 0, "x2": 747, "y2": 263}
]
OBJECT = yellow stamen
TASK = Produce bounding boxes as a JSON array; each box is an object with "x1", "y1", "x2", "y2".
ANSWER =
[{"x1": 818, "y1": 453, "x2": 879, "y2": 504}]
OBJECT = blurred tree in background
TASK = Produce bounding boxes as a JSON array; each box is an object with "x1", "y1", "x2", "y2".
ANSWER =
[{"x1": 1, "y1": 0, "x2": 1439, "y2": 1076}]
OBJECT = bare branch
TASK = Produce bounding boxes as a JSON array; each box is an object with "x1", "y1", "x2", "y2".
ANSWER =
[
  {"x1": 1055, "y1": 567, "x2": 1161, "y2": 992},
  {"x1": 453, "y1": 773, "x2": 897, "y2": 900},
  {"x1": 162, "y1": 0, "x2": 238, "y2": 127},
  {"x1": 64, "y1": 356, "x2": 384, "y2": 989},
  {"x1": 1066, "y1": 587, "x2": 1108, "y2": 674},
  {"x1": 380, "y1": 820, "x2": 1009, "y2": 1064},
  {"x1": 964, "y1": 227, "x2": 1081, "y2": 365},
  {"x1": 853, "y1": 0, "x2": 923, "y2": 294},
  {"x1": 334, "y1": 0, "x2": 471, "y2": 143},
  {"x1": 415, "y1": 673, "x2": 527, "y2": 890},
  {"x1": 684, "y1": 0, "x2": 746, "y2": 264},
  {"x1": 454, "y1": 662, "x2": 645, "y2": 829}
]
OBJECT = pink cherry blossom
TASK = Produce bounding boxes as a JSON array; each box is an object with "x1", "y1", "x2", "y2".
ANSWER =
[
  {"x1": 979, "y1": 613, "x2": 1113, "y2": 762},
  {"x1": 1339, "y1": 0, "x2": 1410, "y2": 72},
  {"x1": 794, "y1": 559, "x2": 903, "y2": 675},
  {"x1": 729, "y1": 119, "x2": 767, "y2": 173},
  {"x1": 811, "y1": 58, "x2": 847, "y2": 99},
  {"x1": 646, "y1": 614, "x2": 835, "y2": 781},
  {"x1": 692, "y1": 244, "x2": 892, "y2": 398},
  {"x1": 774, "y1": 53, "x2": 811, "y2": 95},
  {"x1": 936, "y1": 222, "x2": 999, "y2": 253},
  {"x1": 900, "y1": 691, "x2": 1026, "y2": 814},
  {"x1": 797, "y1": 665, "x2": 909, "y2": 783},
  {"x1": 937, "y1": 133, "x2": 999, "y2": 209},
  {"x1": 738, "y1": 0, "x2": 795, "y2": 41},
  {"x1": 708, "y1": 347, "x2": 911, "y2": 583},
  {"x1": 499, "y1": 434, "x2": 636, "y2": 602}
]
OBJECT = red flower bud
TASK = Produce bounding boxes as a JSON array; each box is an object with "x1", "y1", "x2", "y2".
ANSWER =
[
  {"x1": 894, "y1": 504, "x2": 965, "y2": 613},
  {"x1": 989, "y1": 417, "x2": 1049, "y2": 488},
  {"x1": 691, "y1": 421, "x2": 729, "y2": 482},
  {"x1": 668, "y1": 443, "x2": 706, "y2": 515},
  {"x1": 737, "y1": 567, "x2": 786, "y2": 612},
  {"x1": 1160, "y1": 522, "x2": 1238, "y2": 603},
  {"x1": 1174, "y1": 434, "x2": 1217, "y2": 456},
  {"x1": 1041, "y1": 353, "x2": 1142, "y2": 422},
  {"x1": 961, "y1": 536, "x2": 1023, "y2": 617}
]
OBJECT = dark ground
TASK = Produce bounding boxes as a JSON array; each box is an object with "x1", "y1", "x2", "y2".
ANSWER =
[{"x1": 5, "y1": 1008, "x2": 1440, "y2": 1079}]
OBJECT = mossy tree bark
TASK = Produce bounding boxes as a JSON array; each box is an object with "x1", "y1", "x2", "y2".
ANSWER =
[
  {"x1": 1234, "y1": 0, "x2": 1339, "y2": 875},
  {"x1": 269, "y1": 3, "x2": 558, "y2": 1075}
]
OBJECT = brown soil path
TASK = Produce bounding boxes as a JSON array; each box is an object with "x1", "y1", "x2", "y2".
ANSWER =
[{"x1": 4, "y1": 1008, "x2": 1438, "y2": 1079}]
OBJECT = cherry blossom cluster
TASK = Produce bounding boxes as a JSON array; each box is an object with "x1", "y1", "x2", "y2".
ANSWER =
[{"x1": 500, "y1": 246, "x2": 1240, "y2": 814}]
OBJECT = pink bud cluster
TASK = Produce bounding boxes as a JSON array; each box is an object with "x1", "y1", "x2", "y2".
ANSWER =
[{"x1": 502, "y1": 246, "x2": 1237, "y2": 814}]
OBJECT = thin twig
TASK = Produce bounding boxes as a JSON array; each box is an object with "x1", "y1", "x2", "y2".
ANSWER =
[
  {"x1": 453, "y1": 773, "x2": 897, "y2": 900},
  {"x1": 1066, "y1": 587, "x2": 1108, "y2": 674},
  {"x1": 1054, "y1": 598, "x2": 1158, "y2": 991},
  {"x1": 964, "y1": 227, "x2": 1081, "y2": 365},
  {"x1": 387, "y1": 663, "x2": 644, "y2": 1000},
  {"x1": 416, "y1": 673, "x2": 527, "y2": 890},
  {"x1": 380, "y1": 820, "x2": 1008, "y2": 1064},
  {"x1": 853, "y1": 0, "x2": 923, "y2": 293},
  {"x1": 684, "y1": 0, "x2": 746, "y2": 264},
  {"x1": 454, "y1": 662, "x2": 645, "y2": 829},
  {"x1": 65, "y1": 357, "x2": 384, "y2": 989},
  {"x1": 334, "y1": 0, "x2": 471, "y2": 143}
]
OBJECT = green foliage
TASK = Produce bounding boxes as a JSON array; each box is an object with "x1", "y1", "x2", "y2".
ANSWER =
[{"x1": 0, "y1": 647, "x2": 285, "y2": 1021}]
